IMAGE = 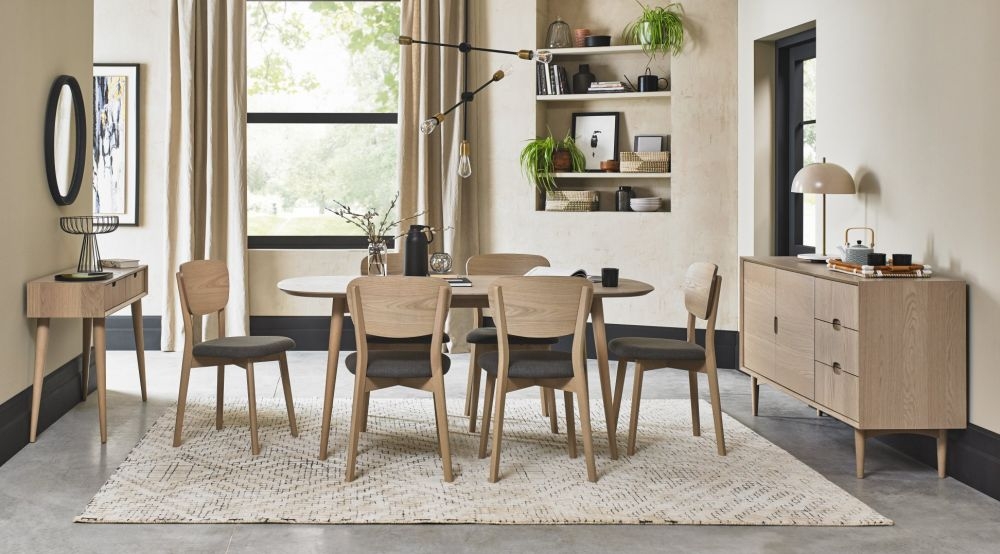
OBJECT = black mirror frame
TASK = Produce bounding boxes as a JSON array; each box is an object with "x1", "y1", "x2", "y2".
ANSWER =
[{"x1": 44, "y1": 75, "x2": 87, "y2": 206}]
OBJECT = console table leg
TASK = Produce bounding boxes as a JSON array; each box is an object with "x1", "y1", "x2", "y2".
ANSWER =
[
  {"x1": 854, "y1": 429, "x2": 866, "y2": 479},
  {"x1": 937, "y1": 429, "x2": 948, "y2": 478},
  {"x1": 131, "y1": 301, "x2": 148, "y2": 401},
  {"x1": 750, "y1": 376, "x2": 759, "y2": 416},
  {"x1": 82, "y1": 318, "x2": 92, "y2": 400},
  {"x1": 94, "y1": 318, "x2": 108, "y2": 444},
  {"x1": 29, "y1": 318, "x2": 50, "y2": 443}
]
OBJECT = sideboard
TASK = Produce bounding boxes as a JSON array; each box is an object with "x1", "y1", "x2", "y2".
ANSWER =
[{"x1": 739, "y1": 256, "x2": 966, "y2": 478}]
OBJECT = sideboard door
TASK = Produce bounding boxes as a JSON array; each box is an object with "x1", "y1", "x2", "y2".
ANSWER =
[
  {"x1": 774, "y1": 270, "x2": 816, "y2": 399},
  {"x1": 742, "y1": 262, "x2": 776, "y2": 378}
]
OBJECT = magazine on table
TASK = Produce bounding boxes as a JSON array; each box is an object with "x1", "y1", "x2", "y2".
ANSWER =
[{"x1": 524, "y1": 266, "x2": 601, "y2": 282}]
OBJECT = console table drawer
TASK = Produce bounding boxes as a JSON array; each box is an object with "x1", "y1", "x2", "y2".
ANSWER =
[
  {"x1": 815, "y1": 279, "x2": 859, "y2": 330},
  {"x1": 815, "y1": 361, "x2": 859, "y2": 421},
  {"x1": 103, "y1": 268, "x2": 147, "y2": 312},
  {"x1": 815, "y1": 320, "x2": 860, "y2": 376}
]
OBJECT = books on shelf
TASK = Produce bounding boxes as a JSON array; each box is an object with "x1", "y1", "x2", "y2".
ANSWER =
[
  {"x1": 588, "y1": 81, "x2": 626, "y2": 93},
  {"x1": 536, "y1": 63, "x2": 570, "y2": 95},
  {"x1": 102, "y1": 258, "x2": 139, "y2": 269}
]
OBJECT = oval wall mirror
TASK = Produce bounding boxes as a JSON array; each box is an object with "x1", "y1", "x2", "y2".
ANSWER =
[{"x1": 44, "y1": 75, "x2": 87, "y2": 206}]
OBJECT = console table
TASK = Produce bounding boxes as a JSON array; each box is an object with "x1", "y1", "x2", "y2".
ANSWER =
[
  {"x1": 739, "y1": 256, "x2": 966, "y2": 478},
  {"x1": 26, "y1": 266, "x2": 149, "y2": 443}
]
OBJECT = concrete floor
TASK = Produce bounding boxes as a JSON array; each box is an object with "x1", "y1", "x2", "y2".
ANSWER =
[{"x1": 2, "y1": 350, "x2": 999, "y2": 554}]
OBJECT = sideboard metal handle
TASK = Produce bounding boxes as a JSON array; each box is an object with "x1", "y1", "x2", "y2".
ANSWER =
[
  {"x1": 832, "y1": 362, "x2": 842, "y2": 374},
  {"x1": 832, "y1": 318, "x2": 841, "y2": 329},
  {"x1": 773, "y1": 316, "x2": 778, "y2": 334}
]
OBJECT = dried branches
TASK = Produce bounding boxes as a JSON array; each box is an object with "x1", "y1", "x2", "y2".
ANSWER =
[{"x1": 325, "y1": 191, "x2": 424, "y2": 243}]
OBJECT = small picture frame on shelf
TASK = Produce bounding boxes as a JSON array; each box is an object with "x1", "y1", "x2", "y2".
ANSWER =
[
  {"x1": 571, "y1": 111, "x2": 620, "y2": 171},
  {"x1": 634, "y1": 134, "x2": 667, "y2": 152}
]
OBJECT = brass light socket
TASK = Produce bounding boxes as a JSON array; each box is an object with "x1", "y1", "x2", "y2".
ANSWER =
[
  {"x1": 398, "y1": 35, "x2": 413, "y2": 45},
  {"x1": 517, "y1": 49, "x2": 532, "y2": 60}
]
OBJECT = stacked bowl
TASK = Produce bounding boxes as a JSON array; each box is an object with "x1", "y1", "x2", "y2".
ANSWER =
[{"x1": 630, "y1": 197, "x2": 662, "y2": 212}]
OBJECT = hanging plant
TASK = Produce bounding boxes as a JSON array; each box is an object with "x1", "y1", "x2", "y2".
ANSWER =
[{"x1": 621, "y1": 1, "x2": 686, "y2": 58}]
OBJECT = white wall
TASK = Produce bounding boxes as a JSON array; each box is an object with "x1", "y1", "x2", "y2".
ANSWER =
[
  {"x1": 477, "y1": 0, "x2": 739, "y2": 332},
  {"x1": 93, "y1": 0, "x2": 170, "y2": 315},
  {"x1": 738, "y1": 0, "x2": 1000, "y2": 432},
  {"x1": 0, "y1": 0, "x2": 94, "y2": 404}
]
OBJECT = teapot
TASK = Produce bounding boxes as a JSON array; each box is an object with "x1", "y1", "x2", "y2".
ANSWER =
[{"x1": 836, "y1": 227, "x2": 875, "y2": 265}]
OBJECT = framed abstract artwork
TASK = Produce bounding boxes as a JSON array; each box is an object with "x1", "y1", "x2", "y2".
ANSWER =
[
  {"x1": 93, "y1": 63, "x2": 140, "y2": 225},
  {"x1": 571, "y1": 112, "x2": 620, "y2": 171}
]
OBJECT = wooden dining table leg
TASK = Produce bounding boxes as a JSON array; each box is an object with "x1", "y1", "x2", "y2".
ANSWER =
[
  {"x1": 319, "y1": 298, "x2": 346, "y2": 460},
  {"x1": 29, "y1": 318, "x2": 50, "y2": 443},
  {"x1": 590, "y1": 298, "x2": 619, "y2": 459},
  {"x1": 94, "y1": 317, "x2": 108, "y2": 444}
]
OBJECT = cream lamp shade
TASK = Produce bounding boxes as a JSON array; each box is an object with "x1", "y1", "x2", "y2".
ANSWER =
[{"x1": 789, "y1": 157, "x2": 856, "y2": 257}]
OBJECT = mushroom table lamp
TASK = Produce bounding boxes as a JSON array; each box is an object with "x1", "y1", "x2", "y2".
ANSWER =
[{"x1": 790, "y1": 157, "x2": 856, "y2": 258}]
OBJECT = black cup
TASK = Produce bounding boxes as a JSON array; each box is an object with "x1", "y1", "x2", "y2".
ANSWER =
[
  {"x1": 601, "y1": 268, "x2": 619, "y2": 287},
  {"x1": 891, "y1": 253, "x2": 912, "y2": 266},
  {"x1": 637, "y1": 74, "x2": 668, "y2": 92},
  {"x1": 867, "y1": 253, "x2": 887, "y2": 266}
]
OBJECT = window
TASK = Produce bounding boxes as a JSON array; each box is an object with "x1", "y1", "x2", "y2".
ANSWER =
[
  {"x1": 246, "y1": 0, "x2": 401, "y2": 249},
  {"x1": 774, "y1": 29, "x2": 816, "y2": 256}
]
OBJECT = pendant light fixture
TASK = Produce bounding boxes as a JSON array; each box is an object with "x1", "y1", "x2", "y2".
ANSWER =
[{"x1": 399, "y1": 0, "x2": 550, "y2": 179}]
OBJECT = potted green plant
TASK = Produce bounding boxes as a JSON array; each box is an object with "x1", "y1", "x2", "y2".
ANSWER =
[
  {"x1": 519, "y1": 131, "x2": 586, "y2": 192},
  {"x1": 621, "y1": 1, "x2": 686, "y2": 57}
]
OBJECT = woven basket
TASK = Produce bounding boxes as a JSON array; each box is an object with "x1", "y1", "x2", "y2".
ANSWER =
[
  {"x1": 620, "y1": 151, "x2": 670, "y2": 173},
  {"x1": 545, "y1": 190, "x2": 599, "y2": 212}
]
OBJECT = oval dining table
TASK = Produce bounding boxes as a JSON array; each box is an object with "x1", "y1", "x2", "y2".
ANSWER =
[{"x1": 278, "y1": 274, "x2": 654, "y2": 461}]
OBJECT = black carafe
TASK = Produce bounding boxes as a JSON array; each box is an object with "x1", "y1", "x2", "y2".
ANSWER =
[
  {"x1": 572, "y1": 64, "x2": 596, "y2": 94},
  {"x1": 404, "y1": 225, "x2": 433, "y2": 276},
  {"x1": 616, "y1": 186, "x2": 633, "y2": 211}
]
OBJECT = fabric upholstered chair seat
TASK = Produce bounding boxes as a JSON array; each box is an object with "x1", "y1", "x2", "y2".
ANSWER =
[
  {"x1": 479, "y1": 350, "x2": 575, "y2": 379},
  {"x1": 345, "y1": 350, "x2": 451, "y2": 379},
  {"x1": 367, "y1": 333, "x2": 450, "y2": 345},
  {"x1": 608, "y1": 337, "x2": 706, "y2": 361},
  {"x1": 192, "y1": 336, "x2": 296, "y2": 359},
  {"x1": 466, "y1": 327, "x2": 559, "y2": 346}
]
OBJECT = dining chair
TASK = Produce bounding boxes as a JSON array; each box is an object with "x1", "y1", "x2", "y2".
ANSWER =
[
  {"x1": 358, "y1": 253, "x2": 450, "y2": 353},
  {"x1": 478, "y1": 276, "x2": 597, "y2": 482},
  {"x1": 463, "y1": 254, "x2": 560, "y2": 433},
  {"x1": 173, "y1": 260, "x2": 298, "y2": 455},
  {"x1": 344, "y1": 276, "x2": 454, "y2": 482},
  {"x1": 609, "y1": 262, "x2": 725, "y2": 456}
]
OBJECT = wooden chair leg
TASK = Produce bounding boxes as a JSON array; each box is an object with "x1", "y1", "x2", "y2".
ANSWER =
[
  {"x1": 488, "y1": 378, "x2": 509, "y2": 483},
  {"x1": 432, "y1": 387, "x2": 454, "y2": 482},
  {"x1": 279, "y1": 354, "x2": 298, "y2": 437},
  {"x1": 627, "y1": 362, "x2": 645, "y2": 456},
  {"x1": 577, "y1": 389, "x2": 597, "y2": 482},
  {"x1": 245, "y1": 362, "x2": 260, "y2": 455},
  {"x1": 705, "y1": 363, "x2": 726, "y2": 456},
  {"x1": 464, "y1": 343, "x2": 479, "y2": 417},
  {"x1": 360, "y1": 391, "x2": 371, "y2": 432},
  {"x1": 564, "y1": 390, "x2": 577, "y2": 459},
  {"x1": 216, "y1": 365, "x2": 225, "y2": 430},
  {"x1": 479, "y1": 375, "x2": 496, "y2": 459},
  {"x1": 346, "y1": 376, "x2": 367, "y2": 482},
  {"x1": 688, "y1": 370, "x2": 701, "y2": 437},
  {"x1": 750, "y1": 376, "x2": 759, "y2": 416},
  {"x1": 540, "y1": 387, "x2": 549, "y2": 417},
  {"x1": 172, "y1": 353, "x2": 193, "y2": 447},
  {"x1": 612, "y1": 358, "x2": 628, "y2": 432},
  {"x1": 546, "y1": 388, "x2": 559, "y2": 434}
]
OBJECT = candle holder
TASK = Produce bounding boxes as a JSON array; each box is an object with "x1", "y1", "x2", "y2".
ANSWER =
[{"x1": 59, "y1": 216, "x2": 119, "y2": 276}]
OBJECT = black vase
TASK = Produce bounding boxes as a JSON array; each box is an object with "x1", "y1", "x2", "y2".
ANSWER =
[{"x1": 572, "y1": 64, "x2": 595, "y2": 94}]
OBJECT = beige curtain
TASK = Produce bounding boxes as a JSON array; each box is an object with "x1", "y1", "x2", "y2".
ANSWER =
[
  {"x1": 399, "y1": 0, "x2": 481, "y2": 351},
  {"x1": 161, "y1": 0, "x2": 247, "y2": 351}
]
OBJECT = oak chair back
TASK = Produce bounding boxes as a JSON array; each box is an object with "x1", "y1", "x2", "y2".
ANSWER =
[
  {"x1": 347, "y1": 276, "x2": 451, "y2": 343},
  {"x1": 683, "y1": 262, "x2": 719, "y2": 320},
  {"x1": 466, "y1": 253, "x2": 550, "y2": 276},
  {"x1": 358, "y1": 252, "x2": 404, "y2": 275},
  {"x1": 489, "y1": 276, "x2": 593, "y2": 341},
  {"x1": 177, "y1": 260, "x2": 229, "y2": 316}
]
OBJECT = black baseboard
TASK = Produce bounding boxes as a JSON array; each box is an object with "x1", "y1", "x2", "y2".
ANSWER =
[
  {"x1": 106, "y1": 315, "x2": 161, "y2": 351},
  {"x1": 0, "y1": 353, "x2": 94, "y2": 467},
  {"x1": 877, "y1": 425, "x2": 1000, "y2": 502},
  {"x1": 249, "y1": 315, "x2": 739, "y2": 368}
]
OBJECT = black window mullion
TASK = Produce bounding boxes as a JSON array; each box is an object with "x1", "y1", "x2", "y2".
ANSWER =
[{"x1": 247, "y1": 112, "x2": 398, "y2": 124}]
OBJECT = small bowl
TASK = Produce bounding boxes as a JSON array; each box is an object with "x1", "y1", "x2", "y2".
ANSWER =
[
  {"x1": 584, "y1": 35, "x2": 611, "y2": 47},
  {"x1": 600, "y1": 160, "x2": 619, "y2": 172}
]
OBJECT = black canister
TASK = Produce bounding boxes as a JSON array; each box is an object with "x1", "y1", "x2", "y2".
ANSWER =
[
  {"x1": 404, "y1": 225, "x2": 434, "y2": 276},
  {"x1": 572, "y1": 64, "x2": 596, "y2": 94},
  {"x1": 615, "y1": 186, "x2": 633, "y2": 211}
]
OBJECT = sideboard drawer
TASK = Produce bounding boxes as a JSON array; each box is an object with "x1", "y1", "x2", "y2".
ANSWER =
[
  {"x1": 815, "y1": 279, "x2": 859, "y2": 330},
  {"x1": 815, "y1": 361, "x2": 859, "y2": 421},
  {"x1": 815, "y1": 320, "x2": 860, "y2": 377}
]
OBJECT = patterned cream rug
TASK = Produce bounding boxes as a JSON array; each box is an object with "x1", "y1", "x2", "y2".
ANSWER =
[{"x1": 76, "y1": 398, "x2": 891, "y2": 526}]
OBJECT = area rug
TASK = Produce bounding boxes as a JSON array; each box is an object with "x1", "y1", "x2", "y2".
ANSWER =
[{"x1": 76, "y1": 398, "x2": 891, "y2": 526}]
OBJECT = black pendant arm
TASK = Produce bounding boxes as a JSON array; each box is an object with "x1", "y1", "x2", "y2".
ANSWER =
[{"x1": 399, "y1": 36, "x2": 535, "y2": 59}]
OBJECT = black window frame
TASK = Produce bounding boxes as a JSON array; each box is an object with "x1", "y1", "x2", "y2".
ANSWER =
[
  {"x1": 246, "y1": 0, "x2": 400, "y2": 250},
  {"x1": 774, "y1": 28, "x2": 816, "y2": 256}
]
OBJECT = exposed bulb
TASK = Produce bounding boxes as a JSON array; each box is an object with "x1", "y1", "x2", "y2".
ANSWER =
[
  {"x1": 458, "y1": 140, "x2": 472, "y2": 178},
  {"x1": 420, "y1": 116, "x2": 441, "y2": 135},
  {"x1": 535, "y1": 50, "x2": 553, "y2": 64}
]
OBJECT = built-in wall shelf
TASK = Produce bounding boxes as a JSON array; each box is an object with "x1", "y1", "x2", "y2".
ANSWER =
[
  {"x1": 542, "y1": 45, "x2": 646, "y2": 57},
  {"x1": 553, "y1": 172, "x2": 670, "y2": 179},
  {"x1": 537, "y1": 91, "x2": 670, "y2": 102}
]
